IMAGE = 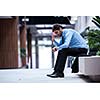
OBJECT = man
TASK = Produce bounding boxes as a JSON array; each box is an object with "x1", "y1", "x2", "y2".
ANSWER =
[{"x1": 47, "y1": 24, "x2": 89, "y2": 78}]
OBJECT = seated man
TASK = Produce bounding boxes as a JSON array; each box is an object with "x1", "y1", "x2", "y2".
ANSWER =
[{"x1": 47, "y1": 24, "x2": 89, "y2": 78}]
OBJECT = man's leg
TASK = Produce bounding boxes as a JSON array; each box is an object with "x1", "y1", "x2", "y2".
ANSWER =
[
  {"x1": 54, "y1": 49, "x2": 67, "y2": 74},
  {"x1": 47, "y1": 49, "x2": 67, "y2": 78},
  {"x1": 54, "y1": 48, "x2": 88, "y2": 73},
  {"x1": 71, "y1": 57, "x2": 79, "y2": 73},
  {"x1": 71, "y1": 48, "x2": 88, "y2": 73},
  {"x1": 47, "y1": 48, "x2": 88, "y2": 77}
]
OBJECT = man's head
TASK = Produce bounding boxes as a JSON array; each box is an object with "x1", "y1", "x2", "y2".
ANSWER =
[{"x1": 52, "y1": 24, "x2": 63, "y2": 37}]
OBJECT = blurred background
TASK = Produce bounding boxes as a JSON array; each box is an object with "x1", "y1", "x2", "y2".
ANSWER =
[{"x1": 0, "y1": 16, "x2": 99, "y2": 69}]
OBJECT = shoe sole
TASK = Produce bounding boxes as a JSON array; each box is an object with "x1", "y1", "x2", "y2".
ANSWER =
[{"x1": 47, "y1": 75, "x2": 64, "y2": 78}]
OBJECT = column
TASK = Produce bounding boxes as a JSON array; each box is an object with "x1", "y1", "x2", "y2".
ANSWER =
[
  {"x1": 20, "y1": 23, "x2": 27, "y2": 67},
  {"x1": 0, "y1": 17, "x2": 18, "y2": 68}
]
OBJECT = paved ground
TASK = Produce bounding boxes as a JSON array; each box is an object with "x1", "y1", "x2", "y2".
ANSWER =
[{"x1": 0, "y1": 68, "x2": 93, "y2": 83}]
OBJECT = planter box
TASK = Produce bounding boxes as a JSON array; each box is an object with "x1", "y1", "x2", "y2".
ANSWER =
[{"x1": 79, "y1": 56, "x2": 100, "y2": 75}]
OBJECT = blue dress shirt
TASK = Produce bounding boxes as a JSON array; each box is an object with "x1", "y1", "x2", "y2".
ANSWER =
[{"x1": 53, "y1": 29, "x2": 89, "y2": 51}]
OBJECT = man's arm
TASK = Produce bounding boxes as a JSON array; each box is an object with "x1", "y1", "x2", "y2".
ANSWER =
[
  {"x1": 57, "y1": 31, "x2": 73, "y2": 51},
  {"x1": 52, "y1": 32, "x2": 60, "y2": 52},
  {"x1": 52, "y1": 32, "x2": 62, "y2": 46}
]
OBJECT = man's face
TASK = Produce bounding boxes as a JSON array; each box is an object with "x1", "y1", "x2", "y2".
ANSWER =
[{"x1": 53, "y1": 30, "x2": 62, "y2": 37}]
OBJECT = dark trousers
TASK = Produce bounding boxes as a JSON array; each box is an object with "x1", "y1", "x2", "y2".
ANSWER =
[{"x1": 54, "y1": 48, "x2": 88, "y2": 73}]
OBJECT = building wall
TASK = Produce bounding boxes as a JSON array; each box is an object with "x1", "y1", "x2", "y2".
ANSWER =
[
  {"x1": 75, "y1": 16, "x2": 96, "y2": 33},
  {"x1": 0, "y1": 18, "x2": 18, "y2": 68}
]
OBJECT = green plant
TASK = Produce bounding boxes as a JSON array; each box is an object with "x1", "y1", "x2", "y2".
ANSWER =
[
  {"x1": 20, "y1": 48, "x2": 26, "y2": 58},
  {"x1": 87, "y1": 29, "x2": 100, "y2": 56},
  {"x1": 92, "y1": 16, "x2": 100, "y2": 28},
  {"x1": 91, "y1": 16, "x2": 100, "y2": 55},
  {"x1": 96, "y1": 51, "x2": 100, "y2": 56}
]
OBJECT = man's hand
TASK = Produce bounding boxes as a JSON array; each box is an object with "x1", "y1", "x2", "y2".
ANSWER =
[
  {"x1": 52, "y1": 32, "x2": 57, "y2": 42},
  {"x1": 52, "y1": 47, "x2": 58, "y2": 52}
]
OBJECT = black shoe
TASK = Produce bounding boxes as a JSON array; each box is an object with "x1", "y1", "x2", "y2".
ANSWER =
[
  {"x1": 47, "y1": 72, "x2": 64, "y2": 78},
  {"x1": 47, "y1": 71, "x2": 56, "y2": 76}
]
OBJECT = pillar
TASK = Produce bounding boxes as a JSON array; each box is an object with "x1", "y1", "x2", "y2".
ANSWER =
[
  {"x1": 20, "y1": 23, "x2": 27, "y2": 67},
  {"x1": 0, "y1": 17, "x2": 18, "y2": 68},
  {"x1": 27, "y1": 28, "x2": 32, "y2": 68}
]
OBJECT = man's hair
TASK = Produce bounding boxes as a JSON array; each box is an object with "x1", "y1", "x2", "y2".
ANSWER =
[{"x1": 52, "y1": 24, "x2": 63, "y2": 32}]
